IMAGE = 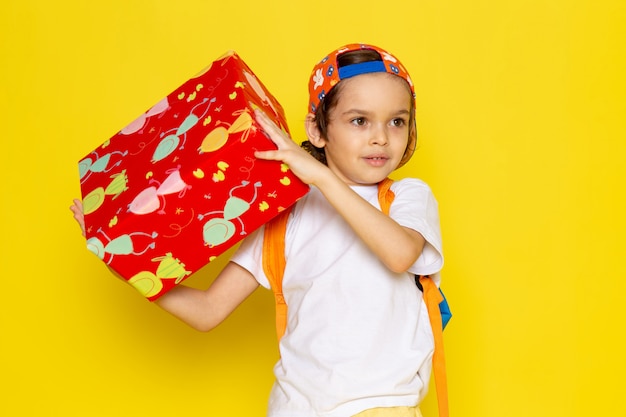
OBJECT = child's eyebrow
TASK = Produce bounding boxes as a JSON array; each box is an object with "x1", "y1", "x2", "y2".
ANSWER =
[
  {"x1": 391, "y1": 109, "x2": 411, "y2": 117},
  {"x1": 340, "y1": 108, "x2": 411, "y2": 117},
  {"x1": 340, "y1": 108, "x2": 369, "y2": 116}
]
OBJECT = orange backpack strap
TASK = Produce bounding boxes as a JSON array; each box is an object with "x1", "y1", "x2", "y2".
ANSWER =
[
  {"x1": 379, "y1": 177, "x2": 449, "y2": 417},
  {"x1": 420, "y1": 275, "x2": 449, "y2": 417},
  {"x1": 262, "y1": 208, "x2": 291, "y2": 340},
  {"x1": 377, "y1": 177, "x2": 395, "y2": 215}
]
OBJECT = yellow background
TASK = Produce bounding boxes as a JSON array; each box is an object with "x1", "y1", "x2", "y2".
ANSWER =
[{"x1": 1, "y1": 0, "x2": 624, "y2": 416}]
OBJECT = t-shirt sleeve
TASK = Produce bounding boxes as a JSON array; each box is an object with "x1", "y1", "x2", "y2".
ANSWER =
[
  {"x1": 389, "y1": 179, "x2": 444, "y2": 281},
  {"x1": 229, "y1": 226, "x2": 272, "y2": 289}
]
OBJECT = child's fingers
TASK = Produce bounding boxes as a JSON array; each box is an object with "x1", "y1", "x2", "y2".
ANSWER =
[
  {"x1": 254, "y1": 149, "x2": 281, "y2": 161},
  {"x1": 254, "y1": 108, "x2": 276, "y2": 131},
  {"x1": 73, "y1": 198, "x2": 83, "y2": 211},
  {"x1": 70, "y1": 199, "x2": 83, "y2": 217},
  {"x1": 253, "y1": 109, "x2": 322, "y2": 185},
  {"x1": 254, "y1": 109, "x2": 290, "y2": 148},
  {"x1": 70, "y1": 199, "x2": 86, "y2": 236}
]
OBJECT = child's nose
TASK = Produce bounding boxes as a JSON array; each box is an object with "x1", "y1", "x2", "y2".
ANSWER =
[{"x1": 370, "y1": 124, "x2": 389, "y2": 146}]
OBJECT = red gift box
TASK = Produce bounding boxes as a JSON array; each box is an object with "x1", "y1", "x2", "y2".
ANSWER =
[{"x1": 78, "y1": 51, "x2": 309, "y2": 301}]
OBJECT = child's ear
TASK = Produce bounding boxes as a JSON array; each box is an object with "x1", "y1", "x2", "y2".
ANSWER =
[{"x1": 305, "y1": 113, "x2": 326, "y2": 148}]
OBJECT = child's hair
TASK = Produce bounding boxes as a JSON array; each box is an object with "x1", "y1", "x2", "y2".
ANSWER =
[{"x1": 302, "y1": 44, "x2": 417, "y2": 167}]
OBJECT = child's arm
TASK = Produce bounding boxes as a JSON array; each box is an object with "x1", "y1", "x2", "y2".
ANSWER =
[
  {"x1": 253, "y1": 111, "x2": 425, "y2": 273},
  {"x1": 69, "y1": 200, "x2": 260, "y2": 332},
  {"x1": 154, "y1": 261, "x2": 259, "y2": 332},
  {"x1": 313, "y1": 173, "x2": 425, "y2": 273}
]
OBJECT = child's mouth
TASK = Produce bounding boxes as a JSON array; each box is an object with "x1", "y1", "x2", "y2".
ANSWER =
[{"x1": 364, "y1": 155, "x2": 389, "y2": 166}]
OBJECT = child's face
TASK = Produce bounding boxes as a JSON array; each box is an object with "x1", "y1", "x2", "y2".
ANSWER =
[{"x1": 320, "y1": 72, "x2": 412, "y2": 186}]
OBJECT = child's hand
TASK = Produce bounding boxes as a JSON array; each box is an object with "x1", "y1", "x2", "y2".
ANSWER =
[
  {"x1": 70, "y1": 199, "x2": 86, "y2": 236},
  {"x1": 254, "y1": 109, "x2": 328, "y2": 185}
]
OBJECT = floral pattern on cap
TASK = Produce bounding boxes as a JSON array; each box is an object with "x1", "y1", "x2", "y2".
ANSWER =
[{"x1": 307, "y1": 43, "x2": 415, "y2": 114}]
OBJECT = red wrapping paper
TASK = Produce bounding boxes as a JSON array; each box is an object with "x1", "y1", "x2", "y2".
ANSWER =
[{"x1": 78, "y1": 51, "x2": 309, "y2": 300}]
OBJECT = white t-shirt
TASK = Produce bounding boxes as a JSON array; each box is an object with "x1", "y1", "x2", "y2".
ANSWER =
[{"x1": 231, "y1": 178, "x2": 444, "y2": 417}]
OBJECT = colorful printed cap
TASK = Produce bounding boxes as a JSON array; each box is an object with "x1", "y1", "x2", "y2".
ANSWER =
[
  {"x1": 307, "y1": 43, "x2": 417, "y2": 167},
  {"x1": 308, "y1": 43, "x2": 415, "y2": 114}
]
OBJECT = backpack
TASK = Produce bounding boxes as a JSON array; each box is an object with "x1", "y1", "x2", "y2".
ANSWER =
[{"x1": 262, "y1": 177, "x2": 450, "y2": 417}]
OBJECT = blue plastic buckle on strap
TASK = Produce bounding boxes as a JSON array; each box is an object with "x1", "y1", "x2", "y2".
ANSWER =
[
  {"x1": 415, "y1": 275, "x2": 452, "y2": 330},
  {"x1": 439, "y1": 289, "x2": 452, "y2": 330}
]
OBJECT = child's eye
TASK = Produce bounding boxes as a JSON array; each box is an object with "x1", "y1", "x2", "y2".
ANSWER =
[
  {"x1": 351, "y1": 117, "x2": 366, "y2": 126},
  {"x1": 391, "y1": 118, "x2": 407, "y2": 127}
]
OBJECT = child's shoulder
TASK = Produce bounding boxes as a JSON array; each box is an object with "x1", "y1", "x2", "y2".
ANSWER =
[{"x1": 391, "y1": 177, "x2": 434, "y2": 193}]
